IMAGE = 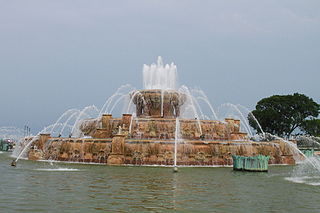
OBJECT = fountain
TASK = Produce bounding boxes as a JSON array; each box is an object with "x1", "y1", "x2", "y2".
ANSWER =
[{"x1": 12, "y1": 57, "x2": 298, "y2": 166}]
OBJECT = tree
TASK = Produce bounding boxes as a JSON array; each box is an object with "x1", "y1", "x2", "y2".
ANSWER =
[
  {"x1": 301, "y1": 119, "x2": 320, "y2": 137},
  {"x1": 249, "y1": 93, "x2": 320, "y2": 137}
]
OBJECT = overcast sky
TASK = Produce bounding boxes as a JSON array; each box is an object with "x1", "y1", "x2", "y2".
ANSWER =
[{"x1": 0, "y1": 0, "x2": 320, "y2": 133}]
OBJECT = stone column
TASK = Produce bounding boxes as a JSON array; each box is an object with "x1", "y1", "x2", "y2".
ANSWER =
[
  {"x1": 102, "y1": 114, "x2": 112, "y2": 129},
  {"x1": 122, "y1": 114, "x2": 132, "y2": 130},
  {"x1": 234, "y1": 119, "x2": 240, "y2": 133},
  {"x1": 107, "y1": 133, "x2": 126, "y2": 165},
  {"x1": 94, "y1": 114, "x2": 112, "y2": 138},
  {"x1": 225, "y1": 118, "x2": 235, "y2": 133}
]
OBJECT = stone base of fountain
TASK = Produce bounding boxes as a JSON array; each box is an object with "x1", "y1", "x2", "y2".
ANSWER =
[
  {"x1": 26, "y1": 132, "x2": 295, "y2": 166},
  {"x1": 23, "y1": 101, "x2": 297, "y2": 166},
  {"x1": 23, "y1": 98, "x2": 298, "y2": 166}
]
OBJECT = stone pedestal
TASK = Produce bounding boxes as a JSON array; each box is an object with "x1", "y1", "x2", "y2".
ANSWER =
[
  {"x1": 99, "y1": 114, "x2": 112, "y2": 138},
  {"x1": 132, "y1": 90, "x2": 186, "y2": 118},
  {"x1": 102, "y1": 114, "x2": 112, "y2": 128},
  {"x1": 233, "y1": 119, "x2": 240, "y2": 132},
  {"x1": 122, "y1": 114, "x2": 132, "y2": 130},
  {"x1": 107, "y1": 134, "x2": 125, "y2": 165}
]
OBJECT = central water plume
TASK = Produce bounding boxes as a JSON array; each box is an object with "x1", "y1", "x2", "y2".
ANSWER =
[{"x1": 143, "y1": 56, "x2": 178, "y2": 90}]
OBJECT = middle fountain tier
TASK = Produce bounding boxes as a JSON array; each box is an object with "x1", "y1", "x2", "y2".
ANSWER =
[{"x1": 131, "y1": 89, "x2": 186, "y2": 118}]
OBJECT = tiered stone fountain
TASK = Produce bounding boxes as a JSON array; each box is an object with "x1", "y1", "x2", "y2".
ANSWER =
[{"x1": 24, "y1": 57, "x2": 296, "y2": 166}]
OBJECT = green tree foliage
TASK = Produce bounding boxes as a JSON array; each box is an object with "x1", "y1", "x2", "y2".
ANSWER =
[
  {"x1": 249, "y1": 93, "x2": 320, "y2": 137},
  {"x1": 301, "y1": 119, "x2": 320, "y2": 137}
]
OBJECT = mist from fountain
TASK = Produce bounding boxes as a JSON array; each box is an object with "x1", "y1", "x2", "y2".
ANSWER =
[
  {"x1": 286, "y1": 136, "x2": 320, "y2": 186},
  {"x1": 271, "y1": 135, "x2": 320, "y2": 172},
  {"x1": 268, "y1": 135, "x2": 320, "y2": 186},
  {"x1": 286, "y1": 157, "x2": 320, "y2": 186},
  {"x1": 245, "y1": 133, "x2": 320, "y2": 185}
]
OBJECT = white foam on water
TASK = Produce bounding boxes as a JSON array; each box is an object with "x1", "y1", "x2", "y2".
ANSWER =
[
  {"x1": 285, "y1": 177, "x2": 309, "y2": 184},
  {"x1": 285, "y1": 176, "x2": 320, "y2": 186},
  {"x1": 38, "y1": 159, "x2": 104, "y2": 165},
  {"x1": 308, "y1": 182, "x2": 320, "y2": 186},
  {"x1": 0, "y1": 151, "x2": 3, "y2": 154},
  {"x1": 35, "y1": 168, "x2": 80, "y2": 172}
]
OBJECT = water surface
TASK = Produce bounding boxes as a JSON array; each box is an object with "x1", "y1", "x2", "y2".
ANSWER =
[{"x1": 0, "y1": 153, "x2": 319, "y2": 213}]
